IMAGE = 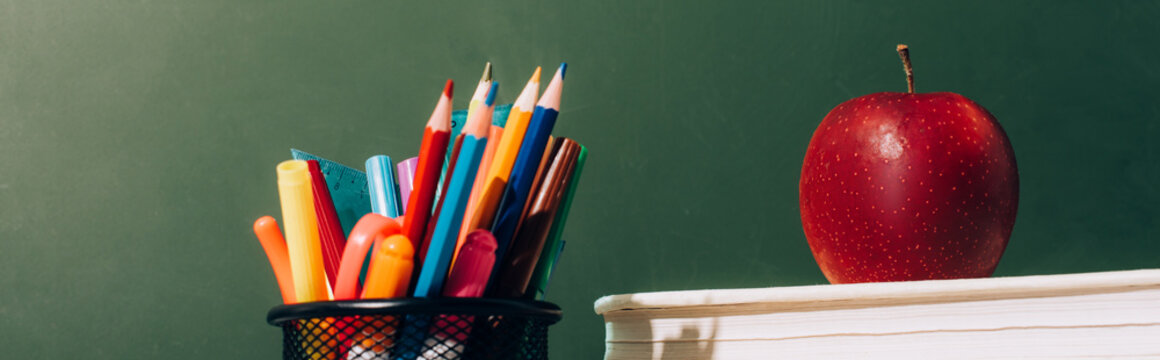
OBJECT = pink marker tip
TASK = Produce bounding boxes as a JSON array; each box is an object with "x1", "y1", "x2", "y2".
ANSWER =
[{"x1": 443, "y1": 230, "x2": 498, "y2": 298}]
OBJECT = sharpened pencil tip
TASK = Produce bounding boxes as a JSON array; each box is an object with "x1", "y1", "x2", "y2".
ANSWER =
[
  {"x1": 484, "y1": 82, "x2": 499, "y2": 106},
  {"x1": 482, "y1": 62, "x2": 493, "y2": 82},
  {"x1": 443, "y1": 79, "x2": 454, "y2": 98},
  {"x1": 535, "y1": 64, "x2": 564, "y2": 109},
  {"x1": 532, "y1": 66, "x2": 542, "y2": 83}
]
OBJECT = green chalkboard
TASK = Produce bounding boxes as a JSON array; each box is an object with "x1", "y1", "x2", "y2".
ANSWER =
[{"x1": 1, "y1": 1, "x2": 1157, "y2": 359}]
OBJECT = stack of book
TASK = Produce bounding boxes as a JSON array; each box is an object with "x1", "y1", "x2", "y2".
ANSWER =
[{"x1": 595, "y1": 269, "x2": 1160, "y2": 359}]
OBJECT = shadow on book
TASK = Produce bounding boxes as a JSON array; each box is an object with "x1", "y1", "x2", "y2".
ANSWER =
[{"x1": 658, "y1": 320, "x2": 718, "y2": 360}]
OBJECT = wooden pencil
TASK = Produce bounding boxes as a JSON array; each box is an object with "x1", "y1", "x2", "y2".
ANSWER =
[{"x1": 401, "y1": 80, "x2": 454, "y2": 254}]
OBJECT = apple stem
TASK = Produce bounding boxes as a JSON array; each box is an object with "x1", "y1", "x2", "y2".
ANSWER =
[{"x1": 897, "y1": 44, "x2": 915, "y2": 93}]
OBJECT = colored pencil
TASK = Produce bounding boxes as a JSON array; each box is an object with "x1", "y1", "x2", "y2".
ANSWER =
[
  {"x1": 527, "y1": 144, "x2": 587, "y2": 299},
  {"x1": 466, "y1": 62, "x2": 494, "y2": 128},
  {"x1": 437, "y1": 63, "x2": 492, "y2": 199},
  {"x1": 491, "y1": 139, "x2": 580, "y2": 297},
  {"x1": 413, "y1": 82, "x2": 497, "y2": 297},
  {"x1": 452, "y1": 124, "x2": 504, "y2": 269},
  {"x1": 276, "y1": 160, "x2": 329, "y2": 303},
  {"x1": 401, "y1": 80, "x2": 454, "y2": 253},
  {"x1": 489, "y1": 63, "x2": 566, "y2": 276},
  {"x1": 460, "y1": 67, "x2": 541, "y2": 256},
  {"x1": 418, "y1": 134, "x2": 463, "y2": 265},
  {"x1": 424, "y1": 63, "x2": 491, "y2": 260}
]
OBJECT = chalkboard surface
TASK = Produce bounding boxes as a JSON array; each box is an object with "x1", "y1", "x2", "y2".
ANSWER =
[{"x1": 1, "y1": 1, "x2": 1157, "y2": 359}]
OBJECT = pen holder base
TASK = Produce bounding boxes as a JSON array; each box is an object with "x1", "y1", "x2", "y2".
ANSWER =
[{"x1": 268, "y1": 298, "x2": 562, "y2": 360}]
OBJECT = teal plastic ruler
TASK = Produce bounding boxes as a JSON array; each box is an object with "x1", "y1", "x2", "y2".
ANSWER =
[
  {"x1": 290, "y1": 148, "x2": 371, "y2": 236},
  {"x1": 447, "y1": 103, "x2": 513, "y2": 140}
]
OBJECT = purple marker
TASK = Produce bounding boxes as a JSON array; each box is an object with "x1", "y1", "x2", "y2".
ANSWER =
[{"x1": 397, "y1": 157, "x2": 419, "y2": 212}]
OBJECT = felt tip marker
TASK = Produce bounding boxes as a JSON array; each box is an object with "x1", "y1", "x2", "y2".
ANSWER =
[
  {"x1": 276, "y1": 160, "x2": 329, "y2": 303},
  {"x1": 252, "y1": 216, "x2": 295, "y2": 304},
  {"x1": 334, "y1": 213, "x2": 402, "y2": 300}
]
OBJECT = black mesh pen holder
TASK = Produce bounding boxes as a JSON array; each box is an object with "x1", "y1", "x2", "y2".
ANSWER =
[{"x1": 267, "y1": 298, "x2": 562, "y2": 360}]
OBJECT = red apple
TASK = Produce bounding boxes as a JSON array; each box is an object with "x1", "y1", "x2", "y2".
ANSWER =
[{"x1": 800, "y1": 45, "x2": 1018, "y2": 283}]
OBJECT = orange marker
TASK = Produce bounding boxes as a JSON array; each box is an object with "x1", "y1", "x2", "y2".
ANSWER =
[
  {"x1": 351, "y1": 235, "x2": 411, "y2": 359},
  {"x1": 252, "y1": 216, "x2": 295, "y2": 304},
  {"x1": 361, "y1": 234, "x2": 415, "y2": 299},
  {"x1": 334, "y1": 213, "x2": 402, "y2": 300},
  {"x1": 351, "y1": 234, "x2": 412, "y2": 360}
]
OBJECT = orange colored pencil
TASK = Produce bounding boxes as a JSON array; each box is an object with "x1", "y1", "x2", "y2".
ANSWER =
[
  {"x1": 460, "y1": 68, "x2": 541, "y2": 249},
  {"x1": 401, "y1": 80, "x2": 454, "y2": 254}
]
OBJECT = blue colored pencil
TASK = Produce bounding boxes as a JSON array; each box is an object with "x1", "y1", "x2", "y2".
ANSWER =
[{"x1": 488, "y1": 63, "x2": 566, "y2": 284}]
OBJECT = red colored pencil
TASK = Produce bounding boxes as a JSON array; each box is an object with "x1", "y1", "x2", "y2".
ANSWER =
[
  {"x1": 306, "y1": 160, "x2": 345, "y2": 289},
  {"x1": 402, "y1": 80, "x2": 454, "y2": 255},
  {"x1": 418, "y1": 133, "x2": 463, "y2": 264}
]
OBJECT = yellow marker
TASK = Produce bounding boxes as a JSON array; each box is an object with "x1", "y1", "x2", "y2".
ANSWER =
[
  {"x1": 361, "y1": 234, "x2": 415, "y2": 299},
  {"x1": 461, "y1": 67, "x2": 541, "y2": 241},
  {"x1": 276, "y1": 160, "x2": 329, "y2": 303}
]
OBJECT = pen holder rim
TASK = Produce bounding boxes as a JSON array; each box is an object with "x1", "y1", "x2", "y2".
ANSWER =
[{"x1": 266, "y1": 298, "x2": 563, "y2": 326}]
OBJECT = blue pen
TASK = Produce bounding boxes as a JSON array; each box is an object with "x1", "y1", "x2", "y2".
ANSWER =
[
  {"x1": 366, "y1": 155, "x2": 401, "y2": 218},
  {"x1": 413, "y1": 82, "x2": 498, "y2": 297},
  {"x1": 488, "y1": 63, "x2": 566, "y2": 286}
]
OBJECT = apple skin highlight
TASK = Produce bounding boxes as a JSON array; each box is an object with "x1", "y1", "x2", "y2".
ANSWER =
[{"x1": 800, "y1": 91, "x2": 1019, "y2": 284}]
